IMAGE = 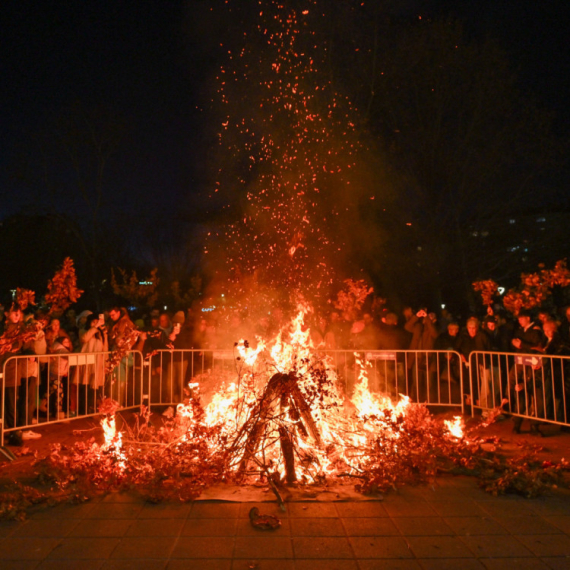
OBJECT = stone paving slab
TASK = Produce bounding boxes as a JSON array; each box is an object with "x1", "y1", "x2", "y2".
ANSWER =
[{"x1": 1, "y1": 476, "x2": 570, "y2": 568}]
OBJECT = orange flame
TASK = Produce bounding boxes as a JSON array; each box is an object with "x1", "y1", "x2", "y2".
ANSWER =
[{"x1": 444, "y1": 416, "x2": 464, "y2": 439}]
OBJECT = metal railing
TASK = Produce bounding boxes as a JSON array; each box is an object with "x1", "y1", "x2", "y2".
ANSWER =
[
  {"x1": 5, "y1": 345, "x2": 568, "y2": 447},
  {"x1": 146, "y1": 349, "x2": 465, "y2": 412},
  {"x1": 1, "y1": 350, "x2": 145, "y2": 446},
  {"x1": 469, "y1": 350, "x2": 570, "y2": 426}
]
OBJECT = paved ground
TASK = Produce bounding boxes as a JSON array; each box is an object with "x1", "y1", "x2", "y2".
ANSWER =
[
  {"x1": 2, "y1": 413, "x2": 570, "y2": 569},
  {"x1": 1, "y1": 475, "x2": 570, "y2": 570}
]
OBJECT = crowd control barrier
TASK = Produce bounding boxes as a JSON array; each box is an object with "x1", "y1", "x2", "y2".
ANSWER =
[
  {"x1": 468, "y1": 351, "x2": 570, "y2": 426},
  {"x1": 1, "y1": 350, "x2": 144, "y2": 446},
  {"x1": 145, "y1": 349, "x2": 466, "y2": 413},
  {"x1": 6, "y1": 346, "x2": 567, "y2": 447}
]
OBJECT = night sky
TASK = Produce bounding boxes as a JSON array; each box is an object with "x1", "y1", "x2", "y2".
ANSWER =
[{"x1": 2, "y1": 0, "x2": 569, "y2": 226}]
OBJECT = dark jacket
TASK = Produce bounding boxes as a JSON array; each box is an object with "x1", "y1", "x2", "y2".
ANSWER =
[
  {"x1": 456, "y1": 330, "x2": 491, "y2": 360},
  {"x1": 512, "y1": 321, "x2": 543, "y2": 354},
  {"x1": 404, "y1": 315, "x2": 439, "y2": 351}
]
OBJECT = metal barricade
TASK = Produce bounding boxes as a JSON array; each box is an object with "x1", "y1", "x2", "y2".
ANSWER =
[
  {"x1": 321, "y1": 350, "x2": 464, "y2": 410},
  {"x1": 1, "y1": 350, "x2": 145, "y2": 446},
  {"x1": 146, "y1": 348, "x2": 465, "y2": 412},
  {"x1": 145, "y1": 349, "x2": 236, "y2": 407},
  {"x1": 470, "y1": 350, "x2": 570, "y2": 425}
]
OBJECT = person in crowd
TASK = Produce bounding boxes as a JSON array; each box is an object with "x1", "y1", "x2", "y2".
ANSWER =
[
  {"x1": 456, "y1": 317, "x2": 492, "y2": 409},
  {"x1": 436, "y1": 321, "x2": 460, "y2": 351},
  {"x1": 0, "y1": 305, "x2": 26, "y2": 441},
  {"x1": 482, "y1": 316, "x2": 501, "y2": 349},
  {"x1": 535, "y1": 319, "x2": 570, "y2": 428},
  {"x1": 108, "y1": 306, "x2": 142, "y2": 406},
  {"x1": 192, "y1": 315, "x2": 217, "y2": 377},
  {"x1": 143, "y1": 312, "x2": 164, "y2": 350},
  {"x1": 45, "y1": 336, "x2": 73, "y2": 419},
  {"x1": 73, "y1": 314, "x2": 109, "y2": 415},
  {"x1": 404, "y1": 308, "x2": 439, "y2": 351},
  {"x1": 373, "y1": 311, "x2": 410, "y2": 397},
  {"x1": 434, "y1": 321, "x2": 461, "y2": 387},
  {"x1": 359, "y1": 313, "x2": 381, "y2": 350},
  {"x1": 537, "y1": 309, "x2": 552, "y2": 328},
  {"x1": 508, "y1": 309, "x2": 544, "y2": 434},
  {"x1": 44, "y1": 318, "x2": 70, "y2": 351},
  {"x1": 63, "y1": 308, "x2": 78, "y2": 342},
  {"x1": 439, "y1": 308, "x2": 454, "y2": 332},
  {"x1": 141, "y1": 311, "x2": 166, "y2": 403},
  {"x1": 378, "y1": 312, "x2": 411, "y2": 350},
  {"x1": 480, "y1": 315, "x2": 508, "y2": 412},
  {"x1": 161, "y1": 310, "x2": 193, "y2": 405},
  {"x1": 404, "y1": 308, "x2": 439, "y2": 402},
  {"x1": 74, "y1": 310, "x2": 93, "y2": 350},
  {"x1": 158, "y1": 312, "x2": 172, "y2": 337}
]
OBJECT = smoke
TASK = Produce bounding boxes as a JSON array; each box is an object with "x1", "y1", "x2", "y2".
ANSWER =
[{"x1": 198, "y1": 1, "x2": 397, "y2": 323}]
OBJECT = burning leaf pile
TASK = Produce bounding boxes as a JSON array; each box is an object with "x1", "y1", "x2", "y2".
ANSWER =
[{"x1": 4, "y1": 307, "x2": 566, "y2": 519}]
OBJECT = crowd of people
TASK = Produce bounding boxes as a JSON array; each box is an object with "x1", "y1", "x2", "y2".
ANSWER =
[
  {"x1": 2, "y1": 299, "x2": 570, "y2": 444},
  {"x1": 328, "y1": 304, "x2": 570, "y2": 435}
]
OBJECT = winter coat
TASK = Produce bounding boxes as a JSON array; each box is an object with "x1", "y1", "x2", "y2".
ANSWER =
[{"x1": 74, "y1": 326, "x2": 108, "y2": 388}]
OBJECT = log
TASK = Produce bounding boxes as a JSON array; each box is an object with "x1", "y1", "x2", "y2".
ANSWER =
[
  {"x1": 279, "y1": 426, "x2": 297, "y2": 484},
  {"x1": 287, "y1": 377, "x2": 321, "y2": 445},
  {"x1": 235, "y1": 373, "x2": 286, "y2": 472},
  {"x1": 233, "y1": 372, "x2": 322, "y2": 475}
]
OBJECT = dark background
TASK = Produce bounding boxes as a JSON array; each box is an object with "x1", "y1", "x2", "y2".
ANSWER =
[{"x1": 2, "y1": 0, "x2": 569, "y2": 313}]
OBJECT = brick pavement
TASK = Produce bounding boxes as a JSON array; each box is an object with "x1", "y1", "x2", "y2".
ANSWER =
[{"x1": 1, "y1": 475, "x2": 570, "y2": 569}]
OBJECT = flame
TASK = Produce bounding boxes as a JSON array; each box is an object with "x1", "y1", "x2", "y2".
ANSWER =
[
  {"x1": 103, "y1": 303, "x2": 459, "y2": 484},
  {"x1": 444, "y1": 416, "x2": 464, "y2": 439},
  {"x1": 200, "y1": 305, "x2": 415, "y2": 481},
  {"x1": 101, "y1": 415, "x2": 119, "y2": 449},
  {"x1": 101, "y1": 414, "x2": 126, "y2": 468}
]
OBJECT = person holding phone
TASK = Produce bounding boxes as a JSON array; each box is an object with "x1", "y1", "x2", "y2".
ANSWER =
[{"x1": 74, "y1": 313, "x2": 109, "y2": 414}]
